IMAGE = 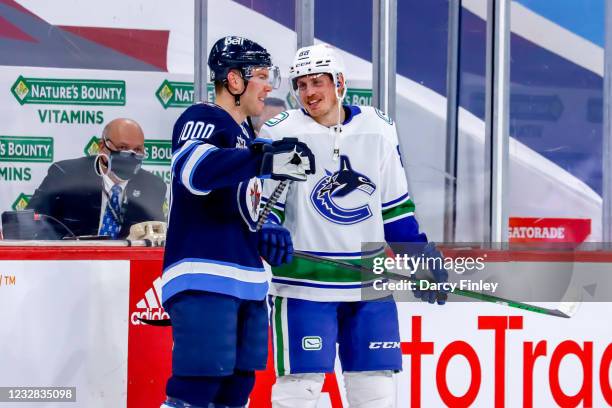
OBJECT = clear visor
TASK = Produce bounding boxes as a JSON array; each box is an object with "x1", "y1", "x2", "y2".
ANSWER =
[
  {"x1": 291, "y1": 72, "x2": 330, "y2": 91},
  {"x1": 244, "y1": 65, "x2": 281, "y2": 89}
]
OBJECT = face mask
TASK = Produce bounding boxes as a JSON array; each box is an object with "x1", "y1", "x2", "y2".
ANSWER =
[{"x1": 108, "y1": 150, "x2": 143, "y2": 180}]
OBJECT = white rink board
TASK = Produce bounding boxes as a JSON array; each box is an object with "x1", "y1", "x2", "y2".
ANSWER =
[{"x1": 0, "y1": 260, "x2": 130, "y2": 408}]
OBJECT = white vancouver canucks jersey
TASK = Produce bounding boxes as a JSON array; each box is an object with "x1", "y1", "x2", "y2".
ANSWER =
[{"x1": 259, "y1": 106, "x2": 424, "y2": 301}]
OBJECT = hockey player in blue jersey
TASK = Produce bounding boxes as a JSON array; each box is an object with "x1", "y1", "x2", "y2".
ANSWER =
[{"x1": 160, "y1": 36, "x2": 315, "y2": 408}]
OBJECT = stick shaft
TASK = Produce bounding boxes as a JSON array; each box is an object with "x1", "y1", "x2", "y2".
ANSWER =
[
  {"x1": 256, "y1": 180, "x2": 288, "y2": 231},
  {"x1": 293, "y1": 250, "x2": 570, "y2": 318}
]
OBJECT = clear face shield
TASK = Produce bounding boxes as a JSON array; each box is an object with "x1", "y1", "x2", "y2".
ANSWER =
[
  {"x1": 290, "y1": 73, "x2": 347, "y2": 109},
  {"x1": 243, "y1": 65, "x2": 281, "y2": 89}
]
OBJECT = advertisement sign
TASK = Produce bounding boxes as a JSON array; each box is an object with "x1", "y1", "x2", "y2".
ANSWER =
[
  {"x1": 1, "y1": 251, "x2": 610, "y2": 407},
  {"x1": 509, "y1": 217, "x2": 592, "y2": 243},
  {"x1": 0, "y1": 66, "x2": 185, "y2": 216},
  {"x1": 127, "y1": 259, "x2": 172, "y2": 408}
]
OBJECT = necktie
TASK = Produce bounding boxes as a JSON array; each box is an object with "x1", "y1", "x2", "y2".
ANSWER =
[{"x1": 99, "y1": 184, "x2": 122, "y2": 238}]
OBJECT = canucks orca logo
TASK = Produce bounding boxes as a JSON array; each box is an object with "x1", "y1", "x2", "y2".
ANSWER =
[{"x1": 310, "y1": 155, "x2": 376, "y2": 225}]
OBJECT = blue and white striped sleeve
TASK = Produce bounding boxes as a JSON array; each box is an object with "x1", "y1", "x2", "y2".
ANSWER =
[{"x1": 171, "y1": 140, "x2": 263, "y2": 195}]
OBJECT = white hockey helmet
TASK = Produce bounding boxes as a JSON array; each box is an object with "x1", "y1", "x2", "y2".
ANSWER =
[{"x1": 289, "y1": 44, "x2": 347, "y2": 103}]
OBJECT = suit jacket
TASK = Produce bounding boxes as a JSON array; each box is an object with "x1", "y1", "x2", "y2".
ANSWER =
[{"x1": 27, "y1": 156, "x2": 167, "y2": 239}]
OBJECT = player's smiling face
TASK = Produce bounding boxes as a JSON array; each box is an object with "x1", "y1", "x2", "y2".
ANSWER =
[
  {"x1": 243, "y1": 67, "x2": 273, "y2": 116},
  {"x1": 295, "y1": 73, "x2": 340, "y2": 121}
]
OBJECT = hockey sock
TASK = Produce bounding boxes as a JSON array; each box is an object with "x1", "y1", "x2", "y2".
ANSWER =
[
  {"x1": 166, "y1": 375, "x2": 224, "y2": 406},
  {"x1": 213, "y1": 370, "x2": 256, "y2": 406}
]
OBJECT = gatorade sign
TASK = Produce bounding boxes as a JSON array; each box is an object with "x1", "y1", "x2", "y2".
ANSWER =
[{"x1": 508, "y1": 217, "x2": 591, "y2": 243}]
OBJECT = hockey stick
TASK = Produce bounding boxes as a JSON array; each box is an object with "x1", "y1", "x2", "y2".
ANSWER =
[
  {"x1": 138, "y1": 181, "x2": 290, "y2": 326},
  {"x1": 141, "y1": 246, "x2": 572, "y2": 326},
  {"x1": 292, "y1": 251, "x2": 573, "y2": 318},
  {"x1": 257, "y1": 180, "x2": 289, "y2": 230}
]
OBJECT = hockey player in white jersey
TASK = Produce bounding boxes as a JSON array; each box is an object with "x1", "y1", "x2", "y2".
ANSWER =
[{"x1": 259, "y1": 44, "x2": 448, "y2": 408}]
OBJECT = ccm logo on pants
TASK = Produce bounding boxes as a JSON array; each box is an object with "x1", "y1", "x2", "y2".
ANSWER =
[{"x1": 369, "y1": 342, "x2": 401, "y2": 349}]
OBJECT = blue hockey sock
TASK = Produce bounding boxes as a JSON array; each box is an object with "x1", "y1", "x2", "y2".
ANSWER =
[{"x1": 213, "y1": 370, "x2": 255, "y2": 407}]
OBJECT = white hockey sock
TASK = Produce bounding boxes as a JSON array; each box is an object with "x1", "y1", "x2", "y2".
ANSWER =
[
  {"x1": 271, "y1": 373, "x2": 325, "y2": 408},
  {"x1": 344, "y1": 370, "x2": 396, "y2": 408}
]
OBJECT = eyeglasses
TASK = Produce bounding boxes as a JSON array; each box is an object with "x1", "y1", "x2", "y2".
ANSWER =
[{"x1": 103, "y1": 136, "x2": 145, "y2": 158}]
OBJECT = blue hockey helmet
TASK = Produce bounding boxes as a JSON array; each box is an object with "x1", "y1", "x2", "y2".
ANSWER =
[{"x1": 208, "y1": 36, "x2": 280, "y2": 89}]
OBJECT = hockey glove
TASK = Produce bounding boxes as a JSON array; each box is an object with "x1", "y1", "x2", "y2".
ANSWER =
[
  {"x1": 412, "y1": 242, "x2": 449, "y2": 305},
  {"x1": 253, "y1": 137, "x2": 315, "y2": 181},
  {"x1": 258, "y1": 221, "x2": 294, "y2": 266}
]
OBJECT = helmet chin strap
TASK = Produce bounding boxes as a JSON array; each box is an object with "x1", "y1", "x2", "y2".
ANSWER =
[
  {"x1": 334, "y1": 73, "x2": 347, "y2": 126},
  {"x1": 224, "y1": 76, "x2": 249, "y2": 106},
  {"x1": 332, "y1": 74, "x2": 347, "y2": 161}
]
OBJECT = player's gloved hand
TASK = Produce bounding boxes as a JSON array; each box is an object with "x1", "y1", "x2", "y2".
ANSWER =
[
  {"x1": 252, "y1": 137, "x2": 315, "y2": 181},
  {"x1": 412, "y1": 242, "x2": 449, "y2": 305},
  {"x1": 258, "y1": 221, "x2": 294, "y2": 266}
]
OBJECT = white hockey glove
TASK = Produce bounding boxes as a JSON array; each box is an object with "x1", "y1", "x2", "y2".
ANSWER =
[{"x1": 253, "y1": 138, "x2": 316, "y2": 181}]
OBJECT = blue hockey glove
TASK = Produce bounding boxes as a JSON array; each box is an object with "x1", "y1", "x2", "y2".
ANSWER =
[
  {"x1": 412, "y1": 242, "x2": 449, "y2": 305},
  {"x1": 258, "y1": 222, "x2": 294, "y2": 266},
  {"x1": 253, "y1": 137, "x2": 315, "y2": 181}
]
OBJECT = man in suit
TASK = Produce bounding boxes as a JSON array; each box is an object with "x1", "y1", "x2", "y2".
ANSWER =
[{"x1": 27, "y1": 118, "x2": 166, "y2": 239}]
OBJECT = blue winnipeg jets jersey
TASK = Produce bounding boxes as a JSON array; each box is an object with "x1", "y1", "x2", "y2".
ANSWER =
[{"x1": 162, "y1": 103, "x2": 268, "y2": 305}]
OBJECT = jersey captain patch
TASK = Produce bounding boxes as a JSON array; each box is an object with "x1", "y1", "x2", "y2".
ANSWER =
[{"x1": 310, "y1": 155, "x2": 376, "y2": 225}]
